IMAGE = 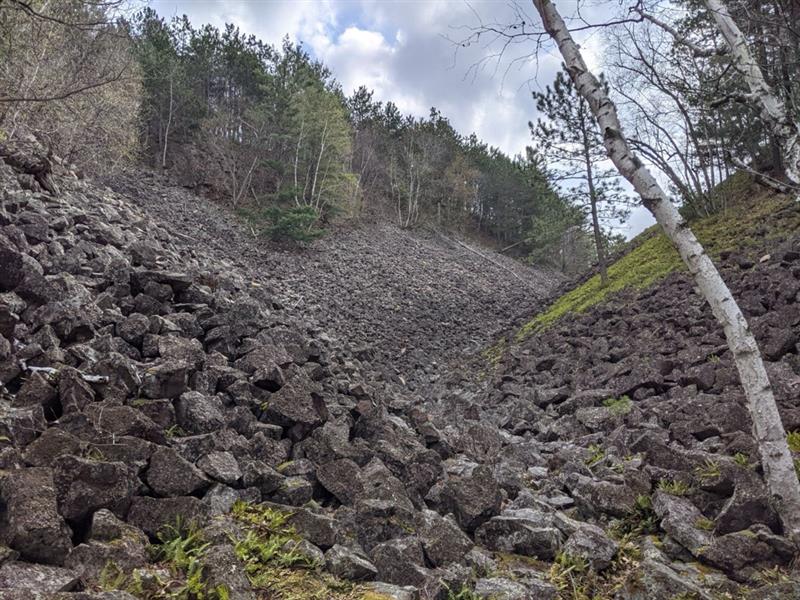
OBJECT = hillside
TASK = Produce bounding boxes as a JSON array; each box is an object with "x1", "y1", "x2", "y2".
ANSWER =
[{"x1": 1, "y1": 145, "x2": 800, "y2": 600}]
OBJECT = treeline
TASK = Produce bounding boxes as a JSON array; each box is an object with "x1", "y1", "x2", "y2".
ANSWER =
[{"x1": 0, "y1": 2, "x2": 601, "y2": 271}]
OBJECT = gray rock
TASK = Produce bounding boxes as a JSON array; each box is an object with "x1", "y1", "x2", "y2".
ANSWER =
[
  {"x1": 261, "y1": 372, "x2": 326, "y2": 437},
  {"x1": 562, "y1": 523, "x2": 618, "y2": 571},
  {"x1": 652, "y1": 491, "x2": 711, "y2": 555},
  {"x1": 197, "y1": 451, "x2": 241, "y2": 485},
  {"x1": 617, "y1": 558, "x2": 713, "y2": 600},
  {"x1": 241, "y1": 460, "x2": 284, "y2": 496},
  {"x1": 281, "y1": 539, "x2": 324, "y2": 566},
  {"x1": 475, "y1": 509, "x2": 562, "y2": 560},
  {"x1": 370, "y1": 537, "x2": 426, "y2": 587},
  {"x1": 200, "y1": 544, "x2": 255, "y2": 600},
  {"x1": 174, "y1": 391, "x2": 226, "y2": 434},
  {"x1": 0, "y1": 467, "x2": 73, "y2": 564},
  {"x1": 272, "y1": 476, "x2": 314, "y2": 506},
  {"x1": 140, "y1": 360, "x2": 188, "y2": 399},
  {"x1": 0, "y1": 404, "x2": 46, "y2": 446},
  {"x1": 53, "y1": 455, "x2": 140, "y2": 521},
  {"x1": 362, "y1": 582, "x2": 419, "y2": 600},
  {"x1": 22, "y1": 428, "x2": 81, "y2": 467},
  {"x1": 324, "y1": 544, "x2": 377, "y2": 581},
  {"x1": 126, "y1": 496, "x2": 210, "y2": 538},
  {"x1": 440, "y1": 465, "x2": 503, "y2": 532},
  {"x1": 416, "y1": 509, "x2": 472, "y2": 568},
  {"x1": 474, "y1": 577, "x2": 557, "y2": 600},
  {"x1": 145, "y1": 446, "x2": 210, "y2": 497},
  {"x1": 0, "y1": 561, "x2": 79, "y2": 593},
  {"x1": 316, "y1": 458, "x2": 363, "y2": 505}
]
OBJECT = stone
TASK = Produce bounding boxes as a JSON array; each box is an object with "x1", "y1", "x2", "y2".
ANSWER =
[
  {"x1": 200, "y1": 544, "x2": 255, "y2": 600},
  {"x1": 140, "y1": 361, "x2": 188, "y2": 399},
  {"x1": 241, "y1": 460, "x2": 284, "y2": 496},
  {"x1": 272, "y1": 476, "x2": 314, "y2": 506},
  {"x1": 652, "y1": 491, "x2": 711, "y2": 555},
  {"x1": 22, "y1": 427, "x2": 81, "y2": 467},
  {"x1": 116, "y1": 313, "x2": 150, "y2": 347},
  {"x1": 0, "y1": 561, "x2": 79, "y2": 593},
  {"x1": 475, "y1": 509, "x2": 562, "y2": 560},
  {"x1": 0, "y1": 467, "x2": 73, "y2": 564},
  {"x1": 416, "y1": 509, "x2": 472, "y2": 568},
  {"x1": 474, "y1": 577, "x2": 557, "y2": 600},
  {"x1": 261, "y1": 372, "x2": 327, "y2": 437},
  {"x1": 145, "y1": 446, "x2": 210, "y2": 497},
  {"x1": 174, "y1": 391, "x2": 225, "y2": 434},
  {"x1": 440, "y1": 465, "x2": 503, "y2": 532},
  {"x1": 52, "y1": 455, "x2": 140, "y2": 521},
  {"x1": 571, "y1": 478, "x2": 635, "y2": 519},
  {"x1": 316, "y1": 458, "x2": 363, "y2": 505},
  {"x1": 0, "y1": 404, "x2": 46, "y2": 446},
  {"x1": 324, "y1": 544, "x2": 377, "y2": 581},
  {"x1": 362, "y1": 582, "x2": 419, "y2": 600},
  {"x1": 370, "y1": 537, "x2": 427, "y2": 588},
  {"x1": 58, "y1": 367, "x2": 95, "y2": 414},
  {"x1": 618, "y1": 558, "x2": 713, "y2": 599},
  {"x1": 126, "y1": 496, "x2": 209, "y2": 538},
  {"x1": 197, "y1": 451, "x2": 242, "y2": 485},
  {"x1": 562, "y1": 523, "x2": 618, "y2": 571}
]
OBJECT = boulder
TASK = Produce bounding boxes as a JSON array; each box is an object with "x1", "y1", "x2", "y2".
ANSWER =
[
  {"x1": 316, "y1": 458, "x2": 363, "y2": 505},
  {"x1": 53, "y1": 455, "x2": 140, "y2": 521},
  {"x1": 197, "y1": 451, "x2": 241, "y2": 485},
  {"x1": 200, "y1": 544, "x2": 255, "y2": 600},
  {"x1": 416, "y1": 509, "x2": 472, "y2": 568},
  {"x1": 0, "y1": 467, "x2": 73, "y2": 564},
  {"x1": 324, "y1": 544, "x2": 377, "y2": 581},
  {"x1": 126, "y1": 496, "x2": 209, "y2": 538},
  {"x1": 440, "y1": 465, "x2": 503, "y2": 532},
  {"x1": 145, "y1": 446, "x2": 210, "y2": 497},
  {"x1": 475, "y1": 509, "x2": 562, "y2": 560},
  {"x1": 174, "y1": 391, "x2": 225, "y2": 435},
  {"x1": 652, "y1": 491, "x2": 711, "y2": 555},
  {"x1": 0, "y1": 561, "x2": 79, "y2": 594},
  {"x1": 562, "y1": 523, "x2": 618, "y2": 571}
]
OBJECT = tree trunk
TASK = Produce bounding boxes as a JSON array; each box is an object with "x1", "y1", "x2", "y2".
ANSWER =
[
  {"x1": 532, "y1": 0, "x2": 800, "y2": 542},
  {"x1": 162, "y1": 73, "x2": 173, "y2": 170},
  {"x1": 704, "y1": 0, "x2": 800, "y2": 186},
  {"x1": 579, "y1": 105, "x2": 607, "y2": 285}
]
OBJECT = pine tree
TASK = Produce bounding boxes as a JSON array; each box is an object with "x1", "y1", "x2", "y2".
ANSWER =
[{"x1": 531, "y1": 67, "x2": 630, "y2": 284}]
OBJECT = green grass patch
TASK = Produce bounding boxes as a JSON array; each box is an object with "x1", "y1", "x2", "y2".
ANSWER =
[{"x1": 518, "y1": 177, "x2": 799, "y2": 338}]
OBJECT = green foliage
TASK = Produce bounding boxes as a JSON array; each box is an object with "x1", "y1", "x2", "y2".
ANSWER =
[
  {"x1": 694, "y1": 517, "x2": 715, "y2": 531},
  {"x1": 787, "y1": 431, "x2": 800, "y2": 453},
  {"x1": 443, "y1": 584, "x2": 481, "y2": 600},
  {"x1": 613, "y1": 494, "x2": 659, "y2": 537},
  {"x1": 658, "y1": 480, "x2": 692, "y2": 496},
  {"x1": 518, "y1": 183, "x2": 799, "y2": 337},
  {"x1": 694, "y1": 459, "x2": 721, "y2": 482},
  {"x1": 548, "y1": 552, "x2": 590, "y2": 600},
  {"x1": 585, "y1": 444, "x2": 605, "y2": 467},
  {"x1": 252, "y1": 205, "x2": 325, "y2": 243},
  {"x1": 733, "y1": 452, "x2": 751, "y2": 468},
  {"x1": 603, "y1": 395, "x2": 632, "y2": 416}
]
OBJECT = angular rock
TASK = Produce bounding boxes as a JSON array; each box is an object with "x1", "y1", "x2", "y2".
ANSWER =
[
  {"x1": 126, "y1": 496, "x2": 209, "y2": 538},
  {"x1": 652, "y1": 491, "x2": 711, "y2": 555},
  {"x1": 145, "y1": 446, "x2": 210, "y2": 497},
  {"x1": 475, "y1": 509, "x2": 562, "y2": 560},
  {"x1": 197, "y1": 451, "x2": 241, "y2": 485},
  {"x1": 562, "y1": 523, "x2": 618, "y2": 571},
  {"x1": 440, "y1": 465, "x2": 503, "y2": 532},
  {"x1": 417, "y1": 509, "x2": 472, "y2": 568},
  {"x1": 0, "y1": 561, "x2": 79, "y2": 594},
  {"x1": 200, "y1": 544, "x2": 255, "y2": 600},
  {"x1": 140, "y1": 360, "x2": 188, "y2": 399},
  {"x1": 0, "y1": 467, "x2": 73, "y2": 564},
  {"x1": 53, "y1": 455, "x2": 140, "y2": 521},
  {"x1": 324, "y1": 544, "x2": 377, "y2": 581},
  {"x1": 316, "y1": 458, "x2": 363, "y2": 505},
  {"x1": 174, "y1": 391, "x2": 225, "y2": 435}
]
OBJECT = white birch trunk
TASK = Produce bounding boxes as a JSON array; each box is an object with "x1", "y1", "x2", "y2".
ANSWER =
[
  {"x1": 704, "y1": 0, "x2": 800, "y2": 186},
  {"x1": 532, "y1": 0, "x2": 800, "y2": 541}
]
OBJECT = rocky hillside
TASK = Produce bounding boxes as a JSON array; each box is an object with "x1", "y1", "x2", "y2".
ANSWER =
[{"x1": 1, "y1": 144, "x2": 800, "y2": 600}]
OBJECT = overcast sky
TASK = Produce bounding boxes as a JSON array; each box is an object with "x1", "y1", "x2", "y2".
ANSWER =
[{"x1": 150, "y1": 0, "x2": 655, "y2": 237}]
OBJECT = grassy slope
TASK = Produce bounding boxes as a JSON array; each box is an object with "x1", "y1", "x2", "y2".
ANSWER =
[{"x1": 518, "y1": 173, "x2": 800, "y2": 338}]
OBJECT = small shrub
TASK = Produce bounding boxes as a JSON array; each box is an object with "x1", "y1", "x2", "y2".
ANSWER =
[
  {"x1": 787, "y1": 431, "x2": 800, "y2": 453},
  {"x1": 246, "y1": 205, "x2": 325, "y2": 243},
  {"x1": 694, "y1": 459, "x2": 721, "y2": 482},
  {"x1": 585, "y1": 444, "x2": 605, "y2": 467},
  {"x1": 694, "y1": 517, "x2": 714, "y2": 531},
  {"x1": 657, "y1": 479, "x2": 692, "y2": 496},
  {"x1": 733, "y1": 452, "x2": 750, "y2": 468},
  {"x1": 613, "y1": 494, "x2": 658, "y2": 537},
  {"x1": 603, "y1": 395, "x2": 632, "y2": 415}
]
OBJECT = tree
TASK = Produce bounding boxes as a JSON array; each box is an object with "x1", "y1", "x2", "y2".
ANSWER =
[
  {"x1": 531, "y1": 67, "x2": 630, "y2": 284},
  {"x1": 531, "y1": 0, "x2": 800, "y2": 540}
]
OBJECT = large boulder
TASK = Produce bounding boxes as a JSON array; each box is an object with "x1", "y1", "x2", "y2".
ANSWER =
[
  {"x1": 53, "y1": 455, "x2": 140, "y2": 521},
  {"x1": 475, "y1": 509, "x2": 562, "y2": 560},
  {"x1": 440, "y1": 465, "x2": 503, "y2": 532},
  {"x1": 0, "y1": 467, "x2": 73, "y2": 564},
  {"x1": 145, "y1": 446, "x2": 210, "y2": 497}
]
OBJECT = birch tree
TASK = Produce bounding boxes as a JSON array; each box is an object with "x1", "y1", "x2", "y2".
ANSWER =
[
  {"x1": 702, "y1": 0, "x2": 800, "y2": 187},
  {"x1": 531, "y1": 0, "x2": 800, "y2": 541}
]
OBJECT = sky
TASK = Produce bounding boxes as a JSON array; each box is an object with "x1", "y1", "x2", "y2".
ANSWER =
[{"x1": 149, "y1": 0, "x2": 655, "y2": 237}]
